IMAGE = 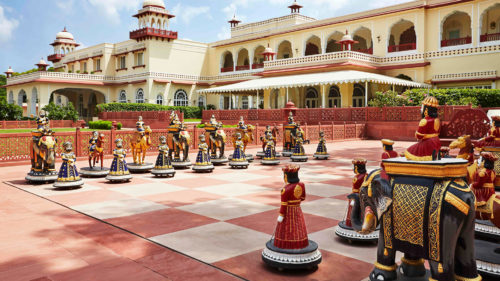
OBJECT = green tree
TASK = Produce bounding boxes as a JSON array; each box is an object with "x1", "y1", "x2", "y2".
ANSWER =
[
  {"x1": 42, "y1": 102, "x2": 79, "y2": 121},
  {"x1": 0, "y1": 74, "x2": 6, "y2": 102},
  {"x1": 0, "y1": 99, "x2": 23, "y2": 120}
]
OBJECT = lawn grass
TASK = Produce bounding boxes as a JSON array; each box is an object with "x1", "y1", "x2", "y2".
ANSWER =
[
  {"x1": 184, "y1": 119, "x2": 201, "y2": 123},
  {"x1": 0, "y1": 128, "x2": 107, "y2": 134}
]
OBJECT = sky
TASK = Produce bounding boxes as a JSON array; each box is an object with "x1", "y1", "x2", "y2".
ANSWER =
[{"x1": 0, "y1": 0, "x2": 411, "y2": 73}]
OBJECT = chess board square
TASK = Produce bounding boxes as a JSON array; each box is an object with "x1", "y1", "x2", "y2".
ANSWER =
[
  {"x1": 300, "y1": 173, "x2": 344, "y2": 183},
  {"x1": 105, "y1": 209, "x2": 217, "y2": 238},
  {"x1": 194, "y1": 183, "x2": 270, "y2": 197},
  {"x1": 320, "y1": 178, "x2": 353, "y2": 188},
  {"x1": 109, "y1": 182, "x2": 186, "y2": 197},
  {"x1": 72, "y1": 198, "x2": 168, "y2": 220},
  {"x1": 166, "y1": 177, "x2": 230, "y2": 188},
  {"x1": 306, "y1": 183, "x2": 352, "y2": 198},
  {"x1": 141, "y1": 189, "x2": 223, "y2": 207},
  {"x1": 89, "y1": 177, "x2": 155, "y2": 189},
  {"x1": 210, "y1": 171, "x2": 272, "y2": 183},
  {"x1": 150, "y1": 222, "x2": 269, "y2": 263},
  {"x1": 242, "y1": 177, "x2": 283, "y2": 189},
  {"x1": 15, "y1": 182, "x2": 101, "y2": 197},
  {"x1": 301, "y1": 198, "x2": 348, "y2": 220},
  {"x1": 177, "y1": 198, "x2": 275, "y2": 221},
  {"x1": 237, "y1": 190, "x2": 323, "y2": 207},
  {"x1": 46, "y1": 189, "x2": 131, "y2": 206}
]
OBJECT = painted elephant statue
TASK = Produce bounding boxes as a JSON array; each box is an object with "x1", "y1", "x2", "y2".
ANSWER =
[
  {"x1": 350, "y1": 169, "x2": 480, "y2": 281},
  {"x1": 167, "y1": 127, "x2": 191, "y2": 162},
  {"x1": 31, "y1": 134, "x2": 57, "y2": 174},
  {"x1": 206, "y1": 128, "x2": 226, "y2": 159}
]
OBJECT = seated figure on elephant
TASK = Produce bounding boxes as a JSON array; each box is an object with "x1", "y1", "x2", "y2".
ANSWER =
[
  {"x1": 204, "y1": 117, "x2": 227, "y2": 165},
  {"x1": 167, "y1": 121, "x2": 191, "y2": 168},
  {"x1": 283, "y1": 112, "x2": 299, "y2": 157},
  {"x1": 233, "y1": 116, "x2": 254, "y2": 160}
]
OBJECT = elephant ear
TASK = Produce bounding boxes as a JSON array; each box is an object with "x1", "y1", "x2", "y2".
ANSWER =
[
  {"x1": 376, "y1": 196, "x2": 392, "y2": 221},
  {"x1": 371, "y1": 177, "x2": 393, "y2": 221}
]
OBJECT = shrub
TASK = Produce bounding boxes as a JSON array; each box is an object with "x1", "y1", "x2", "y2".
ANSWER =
[
  {"x1": 0, "y1": 99, "x2": 23, "y2": 120},
  {"x1": 97, "y1": 103, "x2": 203, "y2": 118},
  {"x1": 88, "y1": 121, "x2": 122, "y2": 130},
  {"x1": 42, "y1": 102, "x2": 79, "y2": 121}
]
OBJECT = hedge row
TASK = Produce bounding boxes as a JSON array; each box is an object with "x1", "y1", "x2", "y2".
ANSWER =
[
  {"x1": 89, "y1": 120, "x2": 122, "y2": 130},
  {"x1": 369, "y1": 89, "x2": 500, "y2": 107},
  {"x1": 97, "y1": 103, "x2": 202, "y2": 118}
]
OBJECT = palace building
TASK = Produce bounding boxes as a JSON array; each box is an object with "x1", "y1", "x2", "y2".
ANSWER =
[{"x1": 4, "y1": 0, "x2": 500, "y2": 119}]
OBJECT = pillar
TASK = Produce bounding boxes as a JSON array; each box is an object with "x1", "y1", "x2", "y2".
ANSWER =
[
  {"x1": 321, "y1": 85, "x2": 326, "y2": 108},
  {"x1": 256, "y1": 90, "x2": 260, "y2": 109},
  {"x1": 365, "y1": 81, "x2": 369, "y2": 107},
  {"x1": 339, "y1": 83, "x2": 353, "y2": 107}
]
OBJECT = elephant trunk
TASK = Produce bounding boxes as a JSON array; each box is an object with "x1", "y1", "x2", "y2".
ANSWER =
[
  {"x1": 348, "y1": 193, "x2": 364, "y2": 232},
  {"x1": 361, "y1": 206, "x2": 377, "y2": 234},
  {"x1": 46, "y1": 148, "x2": 55, "y2": 165}
]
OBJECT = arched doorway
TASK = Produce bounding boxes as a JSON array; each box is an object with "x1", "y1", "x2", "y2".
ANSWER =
[
  {"x1": 277, "y1": 40, "x2": 293, "y2": 59},
  {"x1": 18, "y1": 90, "x2": 26, "y2": 107},
  {"x1": 174, "y1": 89, "x2": 188, "y2": 106},
  {"x1": 50, "y1": 88, "x2": 106, "y2": 121},
  {"x1": 441, "y1": 11, "x2": 472, "y2": 47},
  {"x1": 8, "y1": 91, "x2": 14, "y2": 104},
  {"x1": 236, "y1": 48, "x2": 250, "y2": 71},
  {"x1": 221, "y1": 51, "x2": 234, "y2": 72},
  {"x1": 353, "y1": 27, "x2": 373, "y2": 54},
  {"x1": 31, "y1": 87, "x2": 38, "y2": 116},
  {"x1": 253, "y1": 45, "x2": 265, "y2": 68},
  {"x1": 328, "y1": 86, "x2": 341, "y2": 108},
  {"x1": 305, "y1": 87, "x2": 319, "y2": 108},
  {"x1": 304, "y1": 35, "x2": 321, "y2": 56},
  {"x1": 480, "y1": 3, "x2": 500, "y2": 42},
  {"x1": 352, "y1": 84, "x2": 365, "y2": 107},
  {"x1": 388, "y1": 20, "x2": 416, "y2": 52},
  {"x1": 325, "y1": 31, "x2": 343, "y2": 53}
]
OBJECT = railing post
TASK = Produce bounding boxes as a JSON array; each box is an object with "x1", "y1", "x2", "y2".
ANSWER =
[
  {"x1": 331, "y1": 122, "x2": 334, "y2": 141},
  {"x1": 75, "y1": 127, "x2": 81, "y2": 157},
  {"x1": 111, "y1": 121, "x2": 116, "y2": 152}
]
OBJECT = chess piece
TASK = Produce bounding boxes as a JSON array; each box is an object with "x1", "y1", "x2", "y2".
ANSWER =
[
  {"x1": 232, "y1": 116, "x2": 254, "y2": 161},
  {"x1": 129, "y1": 117, "x2": 154, "y2": 172},
  {"x1": 207, "y1": 121, "x2": 228, "y2": 165},
  {"x1": 229, "y1": 133, "x2": 249, "y2": 169},
  {"x1": 192, "y1": 135, "x2": 214, "y2": 173},
  {"x1": 53, "y1": 142, "x2": 84, "y2": 188},
  {"x1": 291, "y1": 125, "x2": 307, "y2": 162},
  {"x1": 168, "y1": 119, "x2": 192, "y2": 169},
  {"x1": 106, "y1": 138, "x2": 132, "y2": 182},
  {"x1": 261, "y1": 132, "x2": 280, "y2": 165},
  {"x1": 80, "y1": 131, "x2": 109, "y2": 177},
  {"x1": 475, "y1": 116, "x2": 500, "y2": 149},
  {"x1": 151, "y1": 136, "x2": 175, "y2": 177},
  {"x1": 313, "y1": 131, "x2": 329, "y2": 160},
  {"x1": 282, "y1": 112, "x2": 298, "y2": 157},
  {"x1": 262, "y1": 164, "x2": 322, "y2": 270}
]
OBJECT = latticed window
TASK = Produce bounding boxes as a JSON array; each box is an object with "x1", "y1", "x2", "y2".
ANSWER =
[
  {"x1": 174, "y1": 89, "x2": 188, "y2": 106},
  {"x1": 118, "y1": 90, "x2": 127, "y2": 103},
  {"x1": 156, "y1": 94, "x2": 163, "y2": 105},
  {"x1": 136, "y1": 89, "x2": 145, "y2": 103},
  {"x1": 242, "y1": 96, "x2": 249, "y2": 109}
]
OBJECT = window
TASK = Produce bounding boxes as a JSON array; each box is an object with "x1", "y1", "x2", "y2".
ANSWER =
[
  {"x1": 119, "y1": 56, "x2": 126, "y2": 69},
  {"x1": 95, "y1": 59, "x2": 101, "y2": 71},
  {"x1": 242, "y1": 96, "x2": 249, "y2": 109},
  {"x1": 119, "y1": 90, "x2": 127, "y2": 103},
  {"x1": 198, "y1": 95, "x2": 206, "y2": 108},
  {"x1": 136, "y1": 88, "x2": 145, "y2": 103},
  {"x1": 448, "y1": 30, "x2": 460, "y2": 40},
  {"x1": 328, "y1": 86, "x2": 341, "y2": 108},
  {"x1": 78, "y1": 94, "x2": 84, "y2": 116},
  {"x1": 56, "y1": 96, "x2": 62, "y2": 105},
  {"x1": 137, "y1": 53, "x2": 144, "y2": 66},
  {"x1": 305, "y1": 87, "x2": 319, "y2": 108},
  {"x1": 352, "y1": 84, "x2": 365, "y2": 107},
  {"x1": 156, "y1": 94, "x2": 163, "y2": 105},
  {"x1": 174, "y1": 89, "x2": 188, "y2": 106}
]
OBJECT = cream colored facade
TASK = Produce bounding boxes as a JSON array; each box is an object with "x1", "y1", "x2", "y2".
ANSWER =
[{"x1": 5, "y1": 0, "x2": 500, "y2": 118}]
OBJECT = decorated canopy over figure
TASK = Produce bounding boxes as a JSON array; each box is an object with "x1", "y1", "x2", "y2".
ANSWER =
[
  {"x1": 283, "y1": 112, "x2": 299, "y2": 157},
  {"x1": 53, "y1": 141, "x2": 83, "y2": 189}
]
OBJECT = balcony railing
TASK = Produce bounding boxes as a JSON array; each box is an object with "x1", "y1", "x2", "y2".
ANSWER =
[
  {"x1": 388, "y1": 43, "x2": 416, "y2": 53},
  {"x1": 355, "y1": 48, "x2": 373, "y2": 55},
  {"x1": 235, "y1": 65, "x2": 250, "y2": 71},
  {"x1": 220, "y1": 66, "x2": 234, "y2": 73},
  {"x1": 252, "y1": 63, "x2": 264, "y2": 69},
  {"x1": 47, "y1": 53, "x2": 65, "y2": 62},
  {"x1": 480, "y1": 33, "x2": 500, "y2": 42},
  {"x1": 441, "y1": 36, "x2": 471, "y2": 47},
  {"x1": 130, "y1": 28, "x2": 178, "y2": 40}
]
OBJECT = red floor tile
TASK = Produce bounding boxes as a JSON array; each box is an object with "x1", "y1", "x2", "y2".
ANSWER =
[
  {"x1": 89, "y1": 177, "x2": 155, "y2": 189},
  {"x1": 46, "y1": 189, "x2": 131, "y2": 206},
  {"x1": 141, "y1": 189, "x2": 223, "y2": 207},
  {"x1": 166, "y1": 177, "x2": 230, "y2": 188}
]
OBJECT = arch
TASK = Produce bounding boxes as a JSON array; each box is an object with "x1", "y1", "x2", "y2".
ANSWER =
[
  {"x1": 304, "y1": 35, "x2": 321, "y2": 56},
  {"x1": 236, "y1": 48, "x2": 250, "y2": 70},
  {"x1": 221, "y1": 51, "x2": 234, "y2": 72},
  {"x1": 441, "y1": 11, "x2": 472, "y2": 47},
  {"x1": 270, "y1": 89, "x2": 279, "y2": 109},
  {"x1": 156, "y1": 94, "x2": 163, "y2": 105},
  {"x1": 328, "y1": 85, "x2": 341, "y2": 108},
  {"x1": 352, "y1": 84, "x2": 365, "y2": 107},
  {"x1": 325, "y1": 31, "x2": 344, "y2": 53},
  {"x1": 8, "y1": 91, "x2": 13, "y2": 104},
  {"x1": 305, "y1": 87, "x2": 319, "y2": 108},
  {"x1": 136, "y1": 88, "x2": 145, "y2": 103},
  {"x1": 119, "y1": 90, "x2": 127, "y2": 103},
  {"x1": 174, "y1": 89, "x2": 188, "y2": 106},
  {"x1": 253, "y1": 45, "x2": 266, "y2": 67},
  {"x1": 87, "y1": 92, "x2": 97, "y2": 118},
  {"x1": 276, "y1": 40, "x2": 293, "y2": 59},
  {"x1": 17, "y1": 90, "x2": 26, "y2": 106},
  {"x1": 480, "y1": 3, "x2": 500, "y2": 42},
  {"x1": 352, "y1": 27, "x2": 373, "y2": 54},
  {"x1": 151, "y1": 18, "x2": 156, "y2": 28},
  {"x1": 31, "y1": 87, "x2": 38, "y2": 115},
  {"x1": 388, "y1": 19, "x2": 416, "y2": 52},
  {"x1": 157, "y1": 18, "x2": 161, "y2": 29}
]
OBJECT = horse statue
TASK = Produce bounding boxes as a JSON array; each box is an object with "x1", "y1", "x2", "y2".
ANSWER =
[
  {"x1": 167, "y1": 123, "x2": 191, "y2": 162},
  {"x1": 449, "y1": 135, "x2": 476, "y2": 183},
  {"x1": 130, "y1": 125, "x2": 152, "y2": 164},
  {"x1": 89, "y1": 133, "x2": 105, "y2": 169}
]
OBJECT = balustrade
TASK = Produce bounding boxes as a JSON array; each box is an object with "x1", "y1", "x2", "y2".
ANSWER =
[
  {"x1": 388, "y1": 43, "x2": 416, "y2": 53},
  {"x1": 441, "y1": 36, "x2": 471, "y2": 47},
  {"x1": 480, "y1": 33, "x2": 500, "y2": 42}
]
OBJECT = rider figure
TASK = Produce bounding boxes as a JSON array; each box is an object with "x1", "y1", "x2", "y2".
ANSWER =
[
  {"x1": 89, "y1": 131, "x2": 99, "y2": 154},
  {"x1": 238, "y1": 116, "x2": 247, "y2": 131},
  {"x1": 36, "y1": 110, "x2": 50, "y2": 134},
  {"x1": 472, "y1": 152, "x2": 497, "y2": 215},
  {"x1": 170, "y1": 111, "x2": 181, "y2": 126},
  {"x1": 209, "y1": 114, "x2": 218, "y2": 126},
  {"x1": 136, "y1": 116, "x2": 145, "y2": 136}
]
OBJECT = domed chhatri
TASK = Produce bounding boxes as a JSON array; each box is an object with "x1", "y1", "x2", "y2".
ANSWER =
[
  {"x1": 290, "y1": 124, "x2": 307, "y2": 162},
  {"x1": 143, "y1": 0, "x2": 165, "y2": 8},
  {"x1": 262, "y1": 164, "x2": 322, "y2": 270},
  {"x1": 151, "y1": 136, "x2": 175, "y2": 177},
  {"x1": 53, "y1": 142, "x2": 84, "y2": 189},
  {"x1": 261, "y1": 131, "x2": 280, "y2": 166},
  {"x1": 56, "y1": 27, "x2": 74, "y2": 40},
  {"x1": 106, "y1": 139, "x2": 132, "y2": 183},
  {"x1": 128, "y1": 116, "x2": 154, "y2": 173},
  {"x1": 229, "y1": 133, "x2": 249, "y2": 169},
  {"x1": 193, "y1": 135, "x2": 214, "y2": 173},
  {"x1": 80, "y1": 131, "x2": 109, "y2": 177},
  {"x1": 313, "y1": 131, "x2": 329, "y2": 160}
]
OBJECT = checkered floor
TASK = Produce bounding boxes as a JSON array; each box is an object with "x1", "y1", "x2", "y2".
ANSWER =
[{"x1": 7, "y1": 140, "x2": 411, "y2": 281}]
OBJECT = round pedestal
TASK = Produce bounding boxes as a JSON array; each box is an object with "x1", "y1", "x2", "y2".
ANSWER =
[
  {"x1": 25, "y1": 171, "x2": 58, "y2": 184},
  {"x1": 335, "y1": 221, "x2": 379, "y2": 243},
  {"x1": 262, "y1": 239, "x2": 322, "y2": 270},
  {"x1": 106, "y1": 174, "x2": 132, "y2": 182},
  {"x1": 53, "y1": 179, "x2": 84, "y2": 189},
  {"x1": 245, "y1": 154, "x2": 254, "y2": 162},
  {"x1": 211, "y1": 157, "x2": 229, "y2": 166},
  {"x1": 313, "y1": 153, "x2": 329, "y2": 160},
  {"x1": 475, "y1": 238, "x2": 500, "y2": 279},
  {"x1": 475, "y1": 220, "x2": 500, "y2": 240},
  {"x1": 192, "y1": 164, "x2": 214, "y2": 173},
  {"x1": 282, "y1": 151, "x2": 293, "y2": 157},
  {"x1": 291, "y1": 155, "x2": 308, "y2": 162},
  {"x1": 261, "y1": 159, "x2": 280, "y2": 165},
  {"x1": 229, "y1": 161, "x2": 249, "y2": 169},
  {"x1": 151, "y1": 168, "x2": 176, "y2": 177},
  {"x1": 80, "y1": 167, "x2": 110, "y2": 177},
  {"x1": 128, "y1": 163, "x2": 154, "y2": 173},
  {"x1": 256, "y1": 151, "x2": 265, "y2": 158},
  {"x1": 172, "y1": 161, "x2": 192, "y2": 169}
]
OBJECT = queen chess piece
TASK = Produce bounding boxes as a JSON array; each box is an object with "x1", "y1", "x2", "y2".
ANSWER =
[
  {"x1": 229, "y1": 133, "x2": 249, "y2": 169},
  {"x1": 262, "y1": 164, "x2": 322, "y2": 270},
  {"x1": 192, "y1": 135, "x2": 214, "y2": 173},
  {"x1": 106, "y1": 138, "x2": 132, "y2": 182},
  {"x1": 291, "y1": 126, "x2": 307, "y2": 162},
  {"x1": 151, "y1": 136, "x2": 175, "y2": 177},
  {"x1": 261, "y1": 132, "x2": 280, "y2": 166},
  {"x1": 53, "y1": 142, "x2": 84, "y2": 189},
  {"x1": 313, "y1": 131, "x2": 329, "y2": 160},
  {"x1": 80, "y1": 131, "x2": 109, "y2": 177}
]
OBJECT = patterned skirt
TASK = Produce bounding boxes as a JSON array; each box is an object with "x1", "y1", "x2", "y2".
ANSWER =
[
  {"x1": 274, "y1": 205, "x2": 309, "y2": 249},
  {"x1": 232, "y1": 147, "x2": 246, "y2": 161},
  {"x1": 196, "y1": 151, "x2": 211, "y2": 165},
  {"x1": 155, "y1": 152, "x2": 172, "y2": 169},
  {"x1": 293, "y1": 143, "x2": 305, "y2": 156},
  {"x1": 263, "y1": 145, "x2": 276, "y2": 160},
  {"x1": 315, "y1": 141, "x2": 327, "y2": 154},
  {"x1": 405, "y1": 137, "x2": 441, "y2": 160},
  {"x1": 110, "y1": 157, "x2": 130, "y2": 175},
  {"x1": 57, "y1": 162, "x2": 80, "y2": 181}
]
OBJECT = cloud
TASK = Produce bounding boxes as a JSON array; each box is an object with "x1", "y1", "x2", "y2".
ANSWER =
[
  {"x1": 217, "y1": 26, "x2": 231, "y2": 40},
  {"x1": 0, "y1": 5, "x2": 19, "y2": 43},
  {"x1": 171, "y1": 4, "x2": 211, "y2": 25},
  {"x1": 56, "y1": 0, "x2": 75, "y2": 11},
  {"x1": 87, "y1": 0, "x2": 138, "y2": 24}
]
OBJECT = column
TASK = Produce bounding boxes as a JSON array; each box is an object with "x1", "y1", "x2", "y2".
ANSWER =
[
  {"x1": 365, "y1": 81, "x2": 369, "y2": 107},
  {"x1": 286, "y1": 87, "x2": 289, "y2": 103},
  {"x1": 256, "y1": 90, "x2": 259, "y2": 110},
  {"x1": 321, "y1": 85, "x2": 326, "y2": 108}
]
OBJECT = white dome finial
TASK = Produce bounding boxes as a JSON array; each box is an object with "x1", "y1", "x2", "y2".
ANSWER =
[{"x1": 143, "y1": 0, "x2": 165, "y2": 8}]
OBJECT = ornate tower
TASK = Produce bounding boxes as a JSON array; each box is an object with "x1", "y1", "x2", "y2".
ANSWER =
[
  {"x1": 288, "y1": 1, "x2": 303, "y2": 14},
  {"x1": 47, "y1": 27, "x2": 79, "y2": 63},
  {"x1": 228, "y1": 14, "x2": 241, "y2": 28},
  {"x1": 130, "y1": 0, "x2": 177, "y2": 41}
]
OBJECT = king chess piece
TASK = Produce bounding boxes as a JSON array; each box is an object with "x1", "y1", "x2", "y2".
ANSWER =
[
  {"x1": 335, "y1": 158, "x2": 378, "y2": 243},
  {"x1": 313, "y1": 131, "x2": 329, "y2": 160},
  {"x1": 229, "y1": 133, "x2": 249, "y2": 169},
  {"x1": 106, "y1": 138, "x2": 132, "y2": 182},
  {"x1": 262, "y1": 165, "x2": 322, "y2": 270},
  {"x1": 151, "y1": 136, "x2": 176, "y2": 177},
  {"x1": 128, "y1": 116, "x2": 154, "y2": 173},
  {"x1": 192, "y1": 135, "x2": 214, "y2": 173},
  {"x1": 257, "y1": 125, "x2": 281, "y2": 159},
  {"x1": 53, "y1": 142, "x2": 84, "y2": 189},
  {"x1": 290, "y1": 125, "x2": 307, "y2": 162},
  {"x1": 80, "y1": 131, "x2": 109, "y2": 177},
  {"x1": 261, "y1": 132, "x2": 280, "y2": 165}
]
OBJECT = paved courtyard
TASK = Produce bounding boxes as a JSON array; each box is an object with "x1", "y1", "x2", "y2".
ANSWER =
[{"x1": 1, "y1": 140, "x2": 426, "y2": 281}]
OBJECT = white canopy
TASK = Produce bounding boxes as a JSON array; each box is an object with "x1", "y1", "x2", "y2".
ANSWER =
[{"x1": 198, "y1": 70, "x2": 429, "y2": 94}]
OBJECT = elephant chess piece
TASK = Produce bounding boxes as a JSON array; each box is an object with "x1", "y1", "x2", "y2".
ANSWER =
[
  {"x1": 262, "y1": 164, "x2": 322, "y2": 270},
  {"x1": 313, "y1": 131, "x2": 329, "y2": 160},
  {"x1": 229, "y1": 133, "x2": 249, "y2": 169},
  {"x1": 26, "y1": 111, "x2": 58, "y2": 183},
  {"x1": 261, "y1": 132, "x2": 280, "y2": 165},
  {"x1": 106, "y1": 138, "x2": 132, "y2": 183},
  {"x1": 291, "y1": 125, "x2": 307, "y2": 162},
  {"x1": 192, "y1": 135, "x2": 214, "y2": 173},
  {"x1": 282, "y1": 112, "x2": 298, "y2": 157},
  {"x1": 80, "y1": 131, "x2": 109, "y2": 177},
  {"x1": 206, "y1": 121, "x2": 228, "y2": 165},
  {"x1": 151, "y1": 136, "x2": 175, "y2": 177},
  {"x1": 128, "y1": 116, "x2": 154, "y2": 173},
  {"x1": 335, "y1": 158, "x2": 378, "y2": 243},
  {"x1": 53, "y1": 142, "x2": 84, "y2": 189},
  {"x1": 167, "y1": 117, "x2": 192, "y2": 169}
]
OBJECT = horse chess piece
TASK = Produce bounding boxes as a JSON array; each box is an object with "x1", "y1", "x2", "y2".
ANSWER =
[
  {"x1": 26, "y1": 112, "x2": 58, "y2": 183},
  {"x1": 229, "y1": 133, "x2": 249, "y2": 169},
  {"x1": 261, "y1": 132, "x2": 280, "y2": 165},
  {"x1": 313, "y1": 131, "x2": 329, "y2": 160},
  {"x1": 53, "y1": 142, "x2": 84, "y2": 189},
  {"x1": 106, "y1": 139, "x2": 132, "y2": 182},
  {"x1": 291, "y1": 125, "x2": 307, "y2": 162},
  {"x1": 262, "y1": 165, "x2": 322, "y2": 270},
  {"x1": 168, "y1": 120, "x2": 192, "y2": 169},
  {"x1": 192, "y1": 135, "x2": 214, "y2": 173},
  {"x1": 208, "y1": 121, "x2": 229, "y2": 165},
  {"x1": 282, "y1": 113, "x2": 298, "y2": 157},
  {"x1": 129, "y1": 117, "x2": 154, "y2": 173},
  {"x1": 232, "y1": 116, "x2": 254, "y2": 161},
  {"x1": 151, "y1": 136, "x2": 175, "y2": 177},
  {"x1": 335, "y1": 158, "x2": 378, "y2": 243},
  {"x1": 80, "y1": 131, "x2": 109, "y2": 177}
]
